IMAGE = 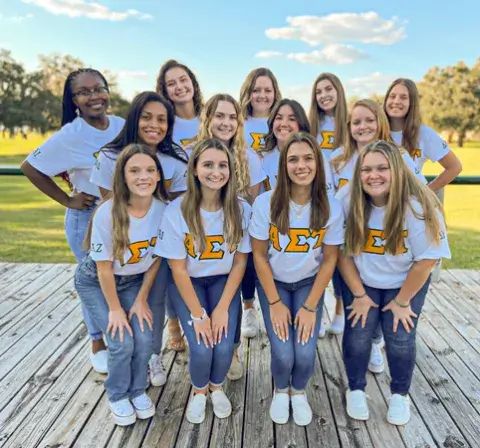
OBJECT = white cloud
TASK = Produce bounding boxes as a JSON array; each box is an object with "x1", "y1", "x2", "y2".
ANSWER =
[
  {"x1": 0, "y1": 13, "x2": 34, "y2": 22},
  {"x1": 21, "y1": 0, "x2": 153, "y2": 21},
  {"x1": 254, "y1": 50, "x2": 283, "y2": 59},
  {"x1": 116, "y1": 70, "x2": 149, "y2": 79},
  {"x1": 265, "y1": 12, "x2": 406, "y2": 46}
]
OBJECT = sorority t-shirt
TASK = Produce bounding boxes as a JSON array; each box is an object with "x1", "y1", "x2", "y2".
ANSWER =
[
  {"x1": 246, "y1": 148, "x2": 266, "y2": 186},
  {"x1": 390, "y1": 125, "x2": 451, "y2": 174},
  {"x1": 249, "y1": 190, "x2": 345, "y2": 283},
  {"x1": 90, "y1": 150, "x2": 188, "y2": 193},
  {"x1": 27, "y1": 115, "x2": 125, "y2": 197},
  {"x1": 316, "y1": 115, "x2": 336, "y2": 159},
  {"x1": 89, "y1": 197, "x2": 167, "y2": 275},
  {"x1": 172, "y1": 116, "x2": 200, "y2": 148},
  {"x1": 154, "y1": 196, "x2": 252, "y2": 278},
  {"x1": 244, "y1": 117, "x2": 268, "y2": 152}
]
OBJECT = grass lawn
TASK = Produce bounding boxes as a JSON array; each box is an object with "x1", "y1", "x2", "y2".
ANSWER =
[{"x1": 0, "y1": 134, "x2": 479, "y2": 268}]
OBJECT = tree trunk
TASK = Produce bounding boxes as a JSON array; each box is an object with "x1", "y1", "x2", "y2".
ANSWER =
[
  {"x1": 448, "y1": 130, "x2": 454, "y2": 144},
  {"x1": 458, "y1": 130, "x2": 465, "y2": 148}
]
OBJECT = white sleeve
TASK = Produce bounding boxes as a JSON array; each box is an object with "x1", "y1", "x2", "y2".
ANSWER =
[
  {"x1": 246, "y1": 149, "x2": 267, "y2": 186},
  {"x1": 26, "y1": 127, "x2": 76, "y2": 176},
  {"x1": 323, "y1": 200, "x2": 345, "y2": 245},
  {"x1": 153, "y1": 204, "x2": 187, "y2": 259},
  {"x1": 90, "y1": 150, "x2": 116, "y2": 190},
  {"x1": 237, "y1": 201, "x2": 252, "y2": 253},
  {"x1": 407, "y1": 207, "x2": 451, "y2": 261},
  {"x1": 169, "y1": 160, "x2": 188, "y2": 193},
  {"x1": 322, "y1": 152, "x2": 335, "y2": 196},
  {"x1": 248, "y1": 194, "x2": 270, "y2": 240},
  {"x1": 402, "y1": 152, "x2": 427, "y2": 184},
  {"x1": 89, "y1": 203, "x2": 114, "y2": 262},
  {"x1": 422, "y1": 126, "x2": 451, "y2": 163}
]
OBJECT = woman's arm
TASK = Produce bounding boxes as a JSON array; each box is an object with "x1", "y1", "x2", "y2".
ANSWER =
[
  {"x1": 337, "y1": 254, "x2": 367, "y2": 296},
  {"x1": 252, "y1": 238, "x2": 280, "y2": 304},
  {"x1": 217, "y1": 252, "x2": 248, "y2": 308},
  {"x1": 427, "y1": 151, "x2": 462, "y2": 192},
  {"x1": 393, "y1": 259, "x2": 437, "y2": 306},
  {"x1": 168, "y1": 259, "x2": 203, "y2": 318},
  {"x1": 247, "y1": 183, "x2": 261, "y2": 205}
]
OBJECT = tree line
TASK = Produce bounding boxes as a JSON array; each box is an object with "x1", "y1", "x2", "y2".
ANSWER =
[{"x1": 1, "y1": 49, "x2": 479, "y2": 147}]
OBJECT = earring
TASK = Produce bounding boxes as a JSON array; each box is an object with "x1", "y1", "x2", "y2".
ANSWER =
[{"x1": 75, "y1": 108, "x2": 80, "y2": 116}]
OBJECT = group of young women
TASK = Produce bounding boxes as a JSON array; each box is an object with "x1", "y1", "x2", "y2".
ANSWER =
[{"x1": 21, "y1": 60, "x2": 460, "y2": 428}]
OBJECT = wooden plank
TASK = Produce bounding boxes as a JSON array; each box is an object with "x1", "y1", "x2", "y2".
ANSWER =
[
  {"x1": 441, "y1": 270, "x2": 480, "y2": 315},
  {"x1": 0, "y1": 263, "x2": 15, "y2": 282},
  {"x1": 0, "y1": 327, "x2": 90, "y2": 447},
  {"x1": 0, "y1": 263, "x2": 38, "y2": 292}
]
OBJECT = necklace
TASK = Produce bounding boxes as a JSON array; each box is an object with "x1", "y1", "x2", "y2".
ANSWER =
[{"x1": 290, "y1": 200, "x2": 310, "y2": 219}]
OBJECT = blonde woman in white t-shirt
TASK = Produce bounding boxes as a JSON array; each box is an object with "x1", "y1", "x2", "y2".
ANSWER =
[
  {"x1": 21, "y1": 68, "x2": 125, "y2": 374},
  {"x1": 337, "y1": 140, "x2": 450, "y2": 426},
  {"x1": 154, "y1": 138, "x2": 251, "y2": 425},
  {"x1": 250, "y1": 132, "x2": 344, "y2": 426},
  {"x1": 239, "y1": 67, "x2": 282, "y2": 152},
  {"x1": 74, "y1": 144, "x2": 169, "y2": 427}
]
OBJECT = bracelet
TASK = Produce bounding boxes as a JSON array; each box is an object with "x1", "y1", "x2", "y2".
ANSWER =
[
  {"x1": 269, "y1": 298, "x2": 281, "y2": 306},
  {"x1": 301, "y1": 303, "x2": 317, "y2": 313},
  {"x1": 394, "y1": 298, "x2": 410, "y2": 308},
  {"x1": 187, "y1": 308, "x2": 208, "y2": 326},
  {"x1": 353, "y1": 292, "x2": 367, "y2": 299}
]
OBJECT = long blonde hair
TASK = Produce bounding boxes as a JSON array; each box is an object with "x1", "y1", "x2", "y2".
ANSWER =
[
  {"x1": 383, "y1": 78, "x2": 421, "y2": 157},
  {"x1": 271, "y1": 132, "x2": 330, "y2": 234},
  {"x1": 345, "y1": 140, "x2": 444, "y2": 256},
  {"x1": 331, "y1": 99, "x2": 394, "y2": 174},
  {"x1": 181, "y1": 138, "x2": 244, "y2": 253},
  {"x1": 198, "y1": 94, "x2": 250, "y2": 196},
  {"x1": 84, "y1": 144, "x2": 169, "y2": 259},
  {"x1": 239, "y1": 67, "x2": 282, "y2": 119},
  {"x1": 308, "y1": 73, "x2": 348, "y2": 148}
]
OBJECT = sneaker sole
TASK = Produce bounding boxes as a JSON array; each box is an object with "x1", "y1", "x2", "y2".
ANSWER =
[
  {"x1": 387, "y1": 414, "x2": 410, "y2": 426},
  {"x1": 112, "y1": 412, "x2": 136, "y2": 426},
  {"x1": 368, "y1": 363, "x2": 385, "y2": 374},
  {"x1": 150, "y1": 376, "x2": 167, "y2": 387},
  {"x1": 347, "y1": 409, "x2": 369, "y2": 421},
  {"x1": 293, "y1": 414, "x2": 312, "y2": 426},
  {"x1": 134, "y1": 405, "x2": 156, "y2": 419},
  {"x1": 226, "y1": 372, "x2": 243, "y2": 381},
  {"x1": 270, "y1": 413, "x2": 289, "y2": 424},
  {"x1": 187, "y1": 413, "x2": 206, "y2": 424},
  {"x1": 213, "y1": 407, "x2": 232, "y2": 419}
]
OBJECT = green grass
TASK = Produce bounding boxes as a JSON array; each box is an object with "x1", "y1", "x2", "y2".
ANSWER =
[{"x1": 0, "y1": 133, "x2": 479, "y2": 268}]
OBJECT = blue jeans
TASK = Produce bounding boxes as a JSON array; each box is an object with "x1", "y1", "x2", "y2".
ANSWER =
[
  {"x1": 342, "y1": 277, "x2": 431, "y2": 395},
  {"x1": 64, "y1": 205, "x2": 103, "y2": 342},
  {"x1": 169, "y1": 274, "x2": 241, "y2": 389},
  {"x1": 257, "y1": 276, "x2": 324, "y2": 390},
  {"x1": 164, "y1": 266, "x2": 177, "y2": 319},
  {"x1": 332, "y1": 268, "x2": 344, "y2": 298},
  {"x1": 234, "y1": 253, "x2": 256, "y2": 345},
  {"x1": 74, "y1": 257, "x2": 153, "y2": 402},
  {"x1": 149, "y1": 260, "x2": 168, "y2": 354}
]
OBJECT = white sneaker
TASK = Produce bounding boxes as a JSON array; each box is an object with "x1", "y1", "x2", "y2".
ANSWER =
[
  {"x1": 318, "y1": 320, "x2": 326, "y2": 339},
  {"x1": 241, "y1": 308, "x2": 258, "y2": 338},
  {"x1": 291, "y1": 393, "x2": 312, "y2": 426},
  {"x1": 186, "y1": 393, "x2": 207, "y2": 424},
  {"x1": 270, "y1": 391, "x2": 290, "y2": 424},
  {"x1": 131, "y1": 393, "x2": 155, "y2": 419},
  {"x1": 149, "y1": 353, "x2": 167, "y2": 387},
  {"x1": 328, "y1": 314, "x2": 345, "y2": 335},
  {"x1": 227, "y1": 352, "x2": 243, "y2": 381},
  {"x1": 346, "y1": 389, "x2": 369, "y2": 420},
  {"x1": 109, "y1": 398, "x2": 136, "y2": 426},
  {"x1": 368, "y1": 343, "x2": 385, "y2": 373},
  {"x1": 90, "y1": 349, "x2": 108, "y2": 374},
  {"x1": 387, "y1": 394, "x2": 410, "y2": 425},
  {"x1": 210, "y1": 389, "x2": 232, "y2": 418}
]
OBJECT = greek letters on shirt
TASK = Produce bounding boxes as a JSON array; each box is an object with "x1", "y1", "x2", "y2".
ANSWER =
[
  {"x1": 269, "y1": 224, "x2": 327, "y2": 253},
  {"x1": 263, "y1": 175, "x2": 277, "y2": 191},
  {"x1": 318, "y1": 131, "x2": 335, "y2": 150},
  {"x1": 184, "y1": 234, "x2": 237, "y2": 260},
  {"x1": 250, "y1": 132, "x2": 266, "y2": 151},
  {"x1": 338, "y1": 178, "x2": 349, "y2": 189},
  {"x1": 363, "y1": 229, "x2": 408, "y2": 255},
  {"x1": 180, "y1": 137, "x2": 197, "y2": 147},
  {"x1": 120, "y1": 236, "x2": 158, "y2": 266},
  {"x1": 411, "y1": 149, "x2": 422, "y2": 160}
]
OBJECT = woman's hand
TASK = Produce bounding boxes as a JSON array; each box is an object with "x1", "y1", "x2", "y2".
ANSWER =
[
  {"x1": 270, "y1": 301, "x2": 291, "y2": 342},
  {"x1": 294, "y1": 307, "x2": 316, "y2": 344},
  {"x1": 346, "y1": 295, "x2": 379, "y2": 328},
  {"x1": 193, "y1": 316, "x2": 214, "y2": 348},
  {"x1": 107, "y1": 308, "x2": 133, "y2": 342},
  {"x1": 67, "y1": 192, "x2": 96, "y2": 210},
  {"x1": 128, "y1": 299, "x2": 153, "y2": 332},
  {"x1": 382, "y1": 300, "x2": 417, "y2": 333},
  {"x1": 211, "y1": 305, "x2": 229, "y2": 345}
]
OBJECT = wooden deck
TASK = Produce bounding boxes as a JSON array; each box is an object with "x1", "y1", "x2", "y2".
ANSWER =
[{"x1": 0, "y1": 263, "x2": 479, "y2": 447}]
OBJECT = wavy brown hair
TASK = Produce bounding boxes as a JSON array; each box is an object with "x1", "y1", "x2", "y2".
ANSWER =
[
  {"x1": 383, "y1": 78, "x2": 421, "y2": 157},
  {"x1": 308, "y1": 72, "x2": 347, "y2": 148},
  {"x1": 156, "y1": 59, "x2": 204, "y2": 116},
  {"x1": 84, "y1": 144, "x2": 168, "y2": 259},
  {"x1": 182, "y1": 138, "x2": 244, "y2": 253},
  {"x1": 239, "y1": 67, "x2": 282, "y2": 119},
  {"x1": 198, "y1": 94, "x2": 250, "y2": 196},
  {"x1": 271, "y1": 132, "x2": 330, "y2": 234},
  {"x1": 345, "y1": 140, "x2": 443, "y2": 256}
]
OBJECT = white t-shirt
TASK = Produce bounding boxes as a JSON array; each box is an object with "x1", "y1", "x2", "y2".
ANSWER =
[
  {"x1": 244, "y1": 117, "x2": 268, "y2": 152},
  {"x1": 154, "y1": 196, "x2": 252, "y2": 278},
  {"x1": 27, "y1": 116, "x2": 125, "y2": 197},
  {"x1": 90, "y1": 150, "x2": 188, "y2": 193},
  {"x1": 246, "y1": 148, "x2": 266, "y2": 186},
  {"x1": 337, "y1": 195, "x2": 451, "y2": 289},
  {"x1": 391, "y1": 125, "x2": 451, "y2": 174},
  {"x1": 90, "y1": 198, "x2": 167, "y2": 275},
  {"x1": 172, "y1": 116, "x2": 200, "y2": 148},
  {"x1": 249, "y1": 190, "x2": 345, "y2": 283},
  {"x1": 316, "y1": 115, "x2": 336, "y2": 159}
]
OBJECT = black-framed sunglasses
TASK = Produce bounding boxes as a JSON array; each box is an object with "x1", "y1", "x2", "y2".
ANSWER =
[{"x1": 73, "y1": 86, "x2": 109, "y2": 98}]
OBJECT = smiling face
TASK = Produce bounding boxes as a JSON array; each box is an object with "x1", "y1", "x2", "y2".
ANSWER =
[
  {"x1": 385, "y1": 83, "x2": 410, "y2": 119},
  {"x1": 124, "y1": 153, "x2": 160, "y2": 198},
  {"x1": 273, "y1": 105, "x2": 300, "y2": 148},
  {"x1": 195, "y1": 148, "x2": 230, "y2": 192},
  {"x1": 315, "y1": 78, "x2": 338, "y2": 115},
  {"x1": 71, "y1": 72, "x2": 109, "y2": 119},
  {"x1": 350, "y1": 106, "x2": 378, "y2": 147},
  {"x1": 286, "y1": 141, "x2": 316, "y2": 187},
  {"x1": 209, "y1": 100, "x2": 238, "y2": 145},
  {"x1": 360, "y1": 151, "x2": 391, "y2": 206},
  {"x1": 250, "y1": 75, "x2": 275, "y2": 117},
  {"x1": 164, "y1": 67, "x2": 194, "y2": 106},
  {"x1": 137, "y1": 101, "x2": 168, "y2": 150}
]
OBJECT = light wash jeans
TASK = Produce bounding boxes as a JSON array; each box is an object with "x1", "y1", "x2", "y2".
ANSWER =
[
  {"x1": 64, "y1": 206, "x2": 103, "y2": 341},
  {"x1": 74, "y1": 256, "x2": 152, "y2": 402}
]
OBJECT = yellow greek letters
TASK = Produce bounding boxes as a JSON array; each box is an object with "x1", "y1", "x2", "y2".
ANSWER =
[
  {"x1": 184, "y1": 234, "x2": 227, "y2": 260},
  {"x1": 164, "y1": 178, "x2": 172, "y2": 190},
  {"x1": 318, "y1": 131, "x2": 335, "y2": 149},
  {"x1": 250, "y1": 132, "x2": 265, "y2": 151},
  {"x1": 121, "y1": 236, "x2": 157, "y2": 265},
  {"x1": 269, "y1": 224, "x2": 326, "y2": 252},
  {"x1": 338, "y1": 178, "x2": 349, "y2": 189},
  {"x1": 411, "y1": 149, "x2": 422, "y2": 160},
  {"x1": 363, "y1": 229, "x2": 408, "y2": 255},
  {"x1": 180, "y1": 137, "x2": 197, "y2": 147}
]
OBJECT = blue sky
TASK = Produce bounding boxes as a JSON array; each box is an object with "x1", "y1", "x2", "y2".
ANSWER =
[{"x1": 1, "y1": 0, "x2": 479, "y2": 108}]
